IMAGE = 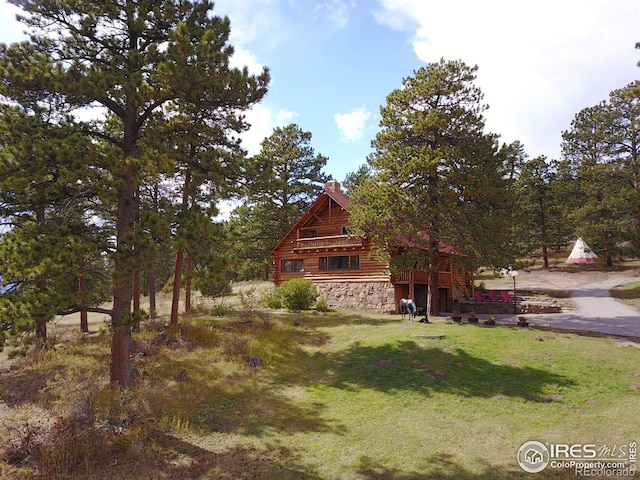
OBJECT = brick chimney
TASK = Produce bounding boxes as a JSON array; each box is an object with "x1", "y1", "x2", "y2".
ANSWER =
[{"x1": 325, "y1": 180, "x2": 341, "y2": 193}]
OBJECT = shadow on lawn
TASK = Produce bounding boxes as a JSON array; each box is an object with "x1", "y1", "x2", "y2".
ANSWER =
[
  {"x1": 277, "y1": 310, "x2": 403, "y2": 328},
  {"x1": 63, "y1": 432, "x2": 325, "y2": 480},
  {"x1": 138, "y1": 350, "x2": 347, "y2": 438},
  {"x1": 305, "y1": 340, "x2": 575, "y2": 401},
  {"x1": 356, "y1": 453, "x2": 567, "y2": 479}
]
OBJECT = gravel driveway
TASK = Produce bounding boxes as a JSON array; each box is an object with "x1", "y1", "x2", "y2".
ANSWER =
[{"x1": 494, "y1": 276, "x2": 640, "y2": 338}]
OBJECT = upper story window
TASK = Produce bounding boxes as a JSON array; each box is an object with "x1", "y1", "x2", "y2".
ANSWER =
[{"x1": 341, "y1": 226, "x2": 351, "y2": 235}]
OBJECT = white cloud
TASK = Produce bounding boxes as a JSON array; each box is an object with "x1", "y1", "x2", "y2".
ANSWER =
[
  {"x1": 374, "y1": 0, "x2": 640, "y2": 159},
  {"x1": 314, "y1": 0, "x2": 355, "y2": 28},
  {"x1": 214, "y1": 0, "x2": 281, "y2": 46},
  {"x1": 334, "y1": 105, "x2": 372, "y2": 142},
  {"x1": 274, "y1": 108, "x2": 298, "y2": 125},
  {"x1": 0, "y1": 4, "x2": 28, "y2": 42},
  {"x1": 241, "y1": 105, "x2": 299, "y2": 155},
  {"x1": 229, "y1": 45, "x2": 265, "y2": 75}
]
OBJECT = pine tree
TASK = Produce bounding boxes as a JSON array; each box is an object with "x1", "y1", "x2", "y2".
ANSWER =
[
  {"x1": 561, "y1": 82, "x2": 639, "y2": 265},
  {"x1": 228, "y1": 124, "x2": 330, "y2": 279},
  {"x1": 1, "y1": 0, "x2": 269, "y2": 386},
  {"x1": 349, "y1": 59, "x2": 511, "y2": 315},
  {"x1": 0, "y1": 98, "x2": 112, "y2": 348}
]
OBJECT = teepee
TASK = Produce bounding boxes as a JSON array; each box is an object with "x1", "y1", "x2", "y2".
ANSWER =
[{"x1": 566, "y1": 237, "x2": 598, "y2": 264}]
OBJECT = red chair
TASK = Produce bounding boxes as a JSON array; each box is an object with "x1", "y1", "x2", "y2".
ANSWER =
[
  {"x1": 488, "y1": 291, "x2": 502, "y2": 302},
  {"x1": 501, "y1": 291, "x2": 513, "y2": 302}
]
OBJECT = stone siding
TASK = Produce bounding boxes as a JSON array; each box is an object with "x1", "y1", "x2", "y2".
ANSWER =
[{"x1": 315, "y1": 281, "x2": 396, "y2": 313}]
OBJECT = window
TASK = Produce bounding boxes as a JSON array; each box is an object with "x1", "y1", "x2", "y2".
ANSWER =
[
  {"x1": 282, "y1": 259, "x2": 304, "y2": 273},
  {"x1": 319, "y1": 255, "x2": 360, "y2": 270},
  {"x1": 330, "y1": 256, "x2": 350, "y2": 269},
  {"x1": 341, "y1": 226, "x2": 350, "y2": 235}
]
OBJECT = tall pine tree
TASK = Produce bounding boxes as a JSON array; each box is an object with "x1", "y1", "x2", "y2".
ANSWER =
[
  {"x1": 349, "y1": 59, "x2": 511, "y2": 315},
  {"x1": 0, "y1": 0, "x2": 269, "y2": 386}
]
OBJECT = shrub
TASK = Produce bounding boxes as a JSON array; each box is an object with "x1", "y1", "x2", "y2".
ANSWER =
[
  {"x1": 315, "y1": 293, "x2": 330, "y2": 312},
  {"x1": 238, "y1": 287, "x2": 267, "y2": 323},
  {"x1": 210, "y1": 304, "x2": 234, "y2": 317},
  {"x1": 260, "y1": 287, "x2": 284, "y2": 309},
  {"x1": 276, "y1": 278, "x2": 318, "y2": 311}
]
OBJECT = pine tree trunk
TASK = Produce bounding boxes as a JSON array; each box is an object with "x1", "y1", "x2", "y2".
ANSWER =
[
  {"x1": 170, "y1": 168, "x2": 192, "y2": 326},
  {"x1": 542, "y1": 244, "x2": 549, "y2": 269},
  {"x1": 428, "y1": 237, "x2": 440, "y2": 317},
  {"x1": 170, "y1": 247, "x2": 184, "y2": 325},
  {"x1": 110, "y1": 163, "x2": 135, "y2": 388},
  {"x1": 148, "y1": 270, "x2": 157, "y2": 319},
  {"x1": 79, "y1": 276, "x2": 88, "y2": 333},
  {"x1": 147, "y1": 185, "x2": 159, "y2": 319},
  {"x1": 132, "y1": 266, "x2": 141, "y2": 332},
  {"x1": 603, "y1": 230, "x2": 613, "y2": 267},
  {"x1": 132, "y1": 186, "x2": 141, "y2": 332},
  {"x1": 35, "y1": 208, "x2": 47, "y2": 341},
  {"x1": 185, "y1": 255, "x2": 192, "y2": 313}
]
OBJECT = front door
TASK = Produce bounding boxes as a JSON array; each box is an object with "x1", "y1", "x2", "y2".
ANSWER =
[{"x1": 438, "y1": 288, "x2": 450, "y2": 313}]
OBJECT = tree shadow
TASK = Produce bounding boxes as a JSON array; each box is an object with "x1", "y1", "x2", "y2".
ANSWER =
[
  {"x1": 274, "y1": 310, "x2": 403, "y2": 328},
  {"x1": 141, "y1": 354, "x2": 348, "y2": 438},
  {"x1": 61, "y1": 431, "x2": 324, "y2": 480},
  {"x1": 301, "y1": 340, "x2": 575, "y2": 402},
  {"x1": 356, "y1": 453, "x2": 569, "y2": 479}
]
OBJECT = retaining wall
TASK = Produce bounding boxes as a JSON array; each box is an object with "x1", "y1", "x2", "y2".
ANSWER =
[{"x1": 314, "y1": 281, "x2": 396, "y2": 313}]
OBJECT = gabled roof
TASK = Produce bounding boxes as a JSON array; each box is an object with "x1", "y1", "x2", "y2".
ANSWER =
[
  {"x1": 270, "y1": 180, "x2": 459, "y2": 256},
  {"x1": 396, "y1": 233, "x2": 458, "y2": 255},
  {"x1": 270, "y1": 184, "x2": 349, "y2": 255},
  {"x1": 324, "y1": 187, "x2": 350, "y2": 209}
]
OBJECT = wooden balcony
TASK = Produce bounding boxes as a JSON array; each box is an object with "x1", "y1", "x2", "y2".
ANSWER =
[
  {"x1": 292, "y1": 235, "x2": 364, "y2": 252},
  {"x1": 391, "y1": 269, "x2": 453, "y2": 284}
]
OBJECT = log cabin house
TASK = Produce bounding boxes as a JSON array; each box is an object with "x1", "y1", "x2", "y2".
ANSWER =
[{"x1": 270, "y1": 180, "x2": 473, "y2": 314}]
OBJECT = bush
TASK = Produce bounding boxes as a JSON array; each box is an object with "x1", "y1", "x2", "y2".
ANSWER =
[
  {"x1": 276, "y1": 278, "x2": 318, "y2": 311},
  {"x1": 315, "y1": 293, "x2": 330, "y2": 312},
  {"x1": 260, "y1": 287, "x2": 284, "y2": 309}
]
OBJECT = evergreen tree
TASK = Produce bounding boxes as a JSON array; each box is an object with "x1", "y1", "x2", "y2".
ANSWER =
[
  {"x1": 342, "y1": 164, "x2": 372, "y2": 196},
  {"x1": 228, "y1": 124, "x2": 330, "y2": 279},
  {"x1": 0, "y1": 0, "x2": 269, "y2": 387},
  {"x1": 348, "y1": 59, "x2": 511, "y2": 315},
  {"x1": 561, "y1": 82, "x2": 639, "y2": 265},
  {"x1": 608, "y1": 82, "x2": 640, "y2": 254},
  {"x1": 513, "y1": 156, "x2": 570, "y2": 268},
  {"x1": 0, "y1": 100, "x2": 111, "y2": 347}
]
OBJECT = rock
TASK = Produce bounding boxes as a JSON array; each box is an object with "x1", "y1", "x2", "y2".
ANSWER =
[
  {"x1": 176, "y1": 368, "x2": 189, "y2": 382},
  {"x1": 248, "y1": 356, "x2": 262, "y2": 368}
]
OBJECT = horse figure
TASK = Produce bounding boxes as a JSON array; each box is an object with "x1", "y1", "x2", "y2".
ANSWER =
[{"x1": 400, "y1": 298, "x2": 417, "y2": 321}]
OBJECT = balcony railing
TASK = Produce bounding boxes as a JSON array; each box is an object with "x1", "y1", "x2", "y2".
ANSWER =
[
  {"x1": 391, "y1": 269, "x2": 452, "y2": 284},
  {"x1": 293, "y1": 235, "x2": 364, "y2": 251}
]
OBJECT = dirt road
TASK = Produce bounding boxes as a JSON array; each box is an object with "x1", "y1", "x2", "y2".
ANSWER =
[{"x1": 494, "y1": 276, "x2": 640, "y2": 337}]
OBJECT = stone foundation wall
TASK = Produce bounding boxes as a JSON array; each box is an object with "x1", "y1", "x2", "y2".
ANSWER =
[
  {"x1": 459, "y1": 301, "x2": 562, "y2": 315},
  {"x1": 314, "y1": 281, "x2": 396, "y2": 313}
]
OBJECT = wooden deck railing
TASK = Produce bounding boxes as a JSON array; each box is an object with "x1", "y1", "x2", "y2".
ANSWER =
[
  {"x1": 293, "y1": 235, "x2": 364, "y2": 251},
  {"x1": 391, "y1": 270, "x2": 456, "y2": 285}
]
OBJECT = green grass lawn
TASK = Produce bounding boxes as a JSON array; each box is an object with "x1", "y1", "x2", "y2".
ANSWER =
[{"x1": 1, "y1": 311, "x2": 639, "y2": 479}]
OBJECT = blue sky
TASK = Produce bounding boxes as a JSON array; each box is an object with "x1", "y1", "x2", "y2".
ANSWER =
[{"x1": 1, "y1": 0, "x2": 639, "y2": 184}]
